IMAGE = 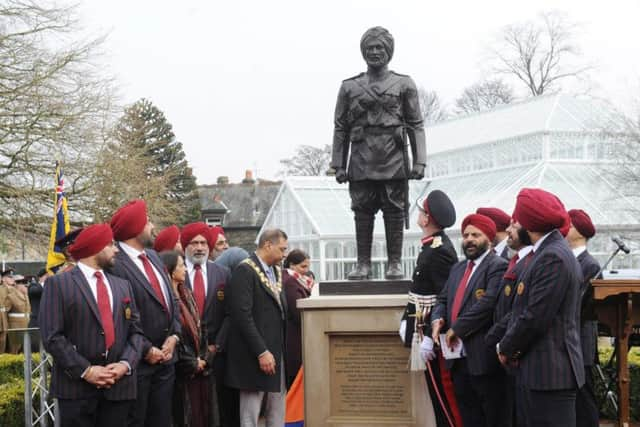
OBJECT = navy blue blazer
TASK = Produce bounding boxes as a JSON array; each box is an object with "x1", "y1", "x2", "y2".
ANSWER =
[
  {"x1": 499, "y1": 230, "x2": 585, "y2": 390},
  {"x1": 431, "y1": 250, "x2": 508, "y2": 375},
  {"x1": 40, "y1": 267, "x2": 144, "y2": 400},
  {"x1": 485, "y1": 251, "x2": 534, "y2": 347},
  {"x1": 109, "y1": 245, "x2": 181, "y2": 374},
  {"x1": 184, "y1": 260, "x2": 229, "y2": 347},
  {"x1": 577, "y1": 250, "x2": 601, "y2": 366}
]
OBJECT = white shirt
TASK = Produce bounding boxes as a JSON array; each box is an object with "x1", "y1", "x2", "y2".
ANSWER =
[
  {"x1": 494, "y1": 239, "x2": 508, "y2": 256},
  {"x1": 572, "y1": 245, "x2": 587, "y2": 258},
  {"x1": 467, "y1": 248, "x2": 491, "y2": 282},
  {"x1": 77, "y1": 261, "x2": 113, "y2": 309},
  {"x1": 533, "y1": 231, "x2": 554, "y2": 253},
  {"x1": 185, "y1": 258, "x2": 208, "y2": 297},
  {"x1": 517, "y1": 246, "x2": 534, "y2": 262},
  {"x1": 118, "y1": 242, "x2": 170, "y2": 305}
]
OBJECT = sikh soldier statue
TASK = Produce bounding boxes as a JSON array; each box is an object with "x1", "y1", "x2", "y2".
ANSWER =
[{"x1": 331, "y1": 26, "x2": 426, "y2": 280}]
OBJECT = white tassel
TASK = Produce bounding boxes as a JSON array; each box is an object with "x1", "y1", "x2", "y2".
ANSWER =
[{"x1": 410, "y1": 332, "x2": 423, "y2": 371}]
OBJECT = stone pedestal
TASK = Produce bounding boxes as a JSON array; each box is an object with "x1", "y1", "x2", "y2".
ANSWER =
[{"x1": 298, "y1": 294, "x2": 435, "y2": 426}]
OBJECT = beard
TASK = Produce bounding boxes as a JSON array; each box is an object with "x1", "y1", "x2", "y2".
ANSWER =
[
  {"x1": 462, "y1": 239, "x2": 490, "y2": 260},
  {"x1": 139, "y1": 232, "x2": 154, "y2": 249},
  {"x1": 96, "y1": 253, "x2": 116, "y2": 270},
  {"x1": 187, "y1": 251, "x2": 208, "y2": 265}
]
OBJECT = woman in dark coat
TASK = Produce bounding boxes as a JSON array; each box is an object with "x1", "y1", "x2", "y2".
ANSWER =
[
  {"x1": 160, "y1": 250, "x2": 215, "y2": 427},
  {"x1": 283, "y1": 249, "x2": 315, "y2": 389}
]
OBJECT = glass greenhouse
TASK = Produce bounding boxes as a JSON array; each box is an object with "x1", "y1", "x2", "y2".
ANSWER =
[{"x1": 260, "y1": 95, "x2": 640, "y2": 281}]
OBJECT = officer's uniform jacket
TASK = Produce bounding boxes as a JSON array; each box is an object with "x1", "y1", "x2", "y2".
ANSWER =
[{"x1": 401, "y1": 231, "x2": 458, "y2": 345}]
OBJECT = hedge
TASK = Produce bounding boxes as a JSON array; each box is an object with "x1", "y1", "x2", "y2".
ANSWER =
[{"x1": 0, "y1": 353, "x2": 42, "y2": 427}]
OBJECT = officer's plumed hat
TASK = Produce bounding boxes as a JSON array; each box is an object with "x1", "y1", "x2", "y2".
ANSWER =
[
  {"x1": 54, "y1": 227, "x2": 83, "y2": 250},
  {"x1": 417, "y1": 190, "x2": 456, "y2": 229}
]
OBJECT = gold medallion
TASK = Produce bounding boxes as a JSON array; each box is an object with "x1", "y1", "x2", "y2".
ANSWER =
[
  {"x1": 124, "y1": 307, "x2": 131, "y2": 320},
  {"x1": 475, "y1": 289, "x2": 485, "y2": 299},
  {"x1": 217, "y1": 289, "x2": 225, "y2": 301},
  {"x1": 504, "y1": 285, "x2": 511, "y2": 297},
  {"x1": 517, "y1": 282, "x2": 525, "y2": 295}
]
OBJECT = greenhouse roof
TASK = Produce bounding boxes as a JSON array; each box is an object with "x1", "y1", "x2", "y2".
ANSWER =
[
  {"x1": 427, "y1": 94, "x2": 611, "y2": 154},
  {"x1": 270, "y1": 162, "x2": 638, "y2": 239}
]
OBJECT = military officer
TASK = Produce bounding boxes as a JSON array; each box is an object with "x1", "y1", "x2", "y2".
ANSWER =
[
  {"x1": 0, "y1": 268, "x2": 14, "y2": 353},
  {"x1": 399, "y1": 190, "x2": 461, "y2": 427},
  {"x1": 331, "y1": 26, "x2": 426, "y2": 280},
  {"x1": 6, "y1": 273, "x2": 31, "y2": 353}
]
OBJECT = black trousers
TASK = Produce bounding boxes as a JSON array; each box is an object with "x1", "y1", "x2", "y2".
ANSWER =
[
  {"x1": 58, "y1": 397, "x2": 131, "y2": 427},
  {"x1": 451, "y1": 360, "x2": 510, "y2": 427},
  {"x1": 129, "y1": 364, "x2": 175, "y2": 427},
  {"x1": 516, "y1": 382, "x2": 576, "y2": 427},
  {"x1": 575, "y1": 366, "x2": 599, "y2": 427},
  {"x1": 424, "y1": 357, "x2": 454, "y2": 427}
]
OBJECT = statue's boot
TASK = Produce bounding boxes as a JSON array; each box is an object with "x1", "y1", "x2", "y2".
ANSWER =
[
  {"x1": 347, "y1": 213, "x2": 374, "y2": 280},
  {"x1": 384, "y1": 212, "x2": 405, "y2": 280}
]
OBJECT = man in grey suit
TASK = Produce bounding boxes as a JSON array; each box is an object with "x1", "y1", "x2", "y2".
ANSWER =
[{"x1": 497, "y1": 189, "x2": 584, "y2": 427}]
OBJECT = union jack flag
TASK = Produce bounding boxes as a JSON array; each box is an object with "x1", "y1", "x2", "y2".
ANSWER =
[{"x1": 46, "y1": 161, "x2": 70, "y2": 272}]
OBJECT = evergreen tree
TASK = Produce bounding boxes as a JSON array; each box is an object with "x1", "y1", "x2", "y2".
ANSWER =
[{"x1": 115, "y1": 99, "x2": 201, "y2": 225}]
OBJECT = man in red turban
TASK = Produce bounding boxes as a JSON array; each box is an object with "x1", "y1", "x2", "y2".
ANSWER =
[
  {"x1": 431, "y1": 213, "x2": 508, "y2": 427},
  {"x1": 108, "y1": 200, "x2": 180, "y2": 427},
  {"x1": 39, "y1": 224, "x2": 144, "y2": 426},
  {"x1": 179, "y1": 222, "x2": 234, "y2": 424},
  {"x1": 497, "y1": 188, "x2": 584, "y2": 426},
  {"x1": 207, "y1": 226, "x2": 229, "y2": 261},
  {"x1": 153, "y1": 225, "x2": 182, "y2": 254},
  {"x1": 566, "y1": 209, "x2": 600, "y2": 427},
  {"x1": 477, "y1": 207, "x2": 511, "y2": 259}
]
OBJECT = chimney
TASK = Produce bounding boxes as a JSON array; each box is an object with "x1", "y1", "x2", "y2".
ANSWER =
[
  {"x1": 242, "y1": 169, "x2": 255, "y2": 184},
  {"x1": 217, "y1": 176, "x2": 229, "y2": 185}
]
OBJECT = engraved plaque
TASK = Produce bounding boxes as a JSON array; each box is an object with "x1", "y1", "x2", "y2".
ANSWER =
[{"x1": 330, "y1": 334, "x2": 411, "y2": 417}]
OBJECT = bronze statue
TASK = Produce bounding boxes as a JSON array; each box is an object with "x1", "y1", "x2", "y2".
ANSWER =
[{"x1": 331, "y1": 26, "x2": 426, "y2": 280}]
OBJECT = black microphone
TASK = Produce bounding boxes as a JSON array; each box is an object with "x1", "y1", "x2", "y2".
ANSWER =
[{"x1": 611, "y1": 236, "x2": 631, "y2": 254}]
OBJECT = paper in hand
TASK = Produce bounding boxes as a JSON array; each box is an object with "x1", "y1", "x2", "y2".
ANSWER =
[{"x1": 439, "y1": 333, "x2": 464, "y2": 360}]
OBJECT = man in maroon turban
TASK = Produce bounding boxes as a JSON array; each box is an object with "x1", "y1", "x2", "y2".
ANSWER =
[
  {"x1": 179, "y1": 222, "x2": 234, "y2": 424},
  {"x1": 566, "y1": 209, "x2": 600, "y2": 427},
  {"x1": 477, "y1": 207, "x2": 511, "y2": 260},
  {"x1": 108, "y1": 200, "x2": 180, "y2": 427},
  {"x1": 206, "y1": 225, "x2": 229, "y2": 261},
  {"x1": 497, "y1": 188, "x2": 584, "y2": 426},
  {"x1": 153, "y1": 225, "x2": 182, "y2": 254},
  {"x1": 39, "y1": 224, "x2": 144, "y2": 427},
  {"x1": 431, "y1": 213, "x2": 508, "y2": 426}
]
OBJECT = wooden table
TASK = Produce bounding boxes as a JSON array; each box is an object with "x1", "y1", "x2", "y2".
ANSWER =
[{"x1": 592, "y1": 279, "x2": 640, "y2": 427}]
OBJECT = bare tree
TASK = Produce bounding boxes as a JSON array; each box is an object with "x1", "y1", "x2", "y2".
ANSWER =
[
  {"x1": 0, "y1": 0, "x2": 116, "y2": 259},
  {"x1": 418, "y1": 87, "x2": 448, "y2": 125},
  {"x1": 455, "y1": 79, "x2": 515, "y2": 115},
  {"x1": 488, "y1": 11, "x2": 592, "y2": 96},
  {"x1": 279, "y1": 144, "x2": 331, "y2": 176}
]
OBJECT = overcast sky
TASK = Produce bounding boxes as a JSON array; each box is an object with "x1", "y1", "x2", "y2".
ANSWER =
[{"x1": 76, "y1": 0, "x2": 640, "y2": 184}]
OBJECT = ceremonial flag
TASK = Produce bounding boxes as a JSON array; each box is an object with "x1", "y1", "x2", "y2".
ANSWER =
[
  {"x1": 46, "y1": 162, "x2": 70, "y2": 273},
  {"x1": 285, "y1": 366, "x2": 304, "y2": 427}
]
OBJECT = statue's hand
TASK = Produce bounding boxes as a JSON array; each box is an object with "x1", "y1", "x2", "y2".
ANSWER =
[
  {"x1": 409, "y1": 164, "x2": 425, "y2": 180},
  {"x1": 335, "y1": 168, "x2": 348, "y2": 184}
]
